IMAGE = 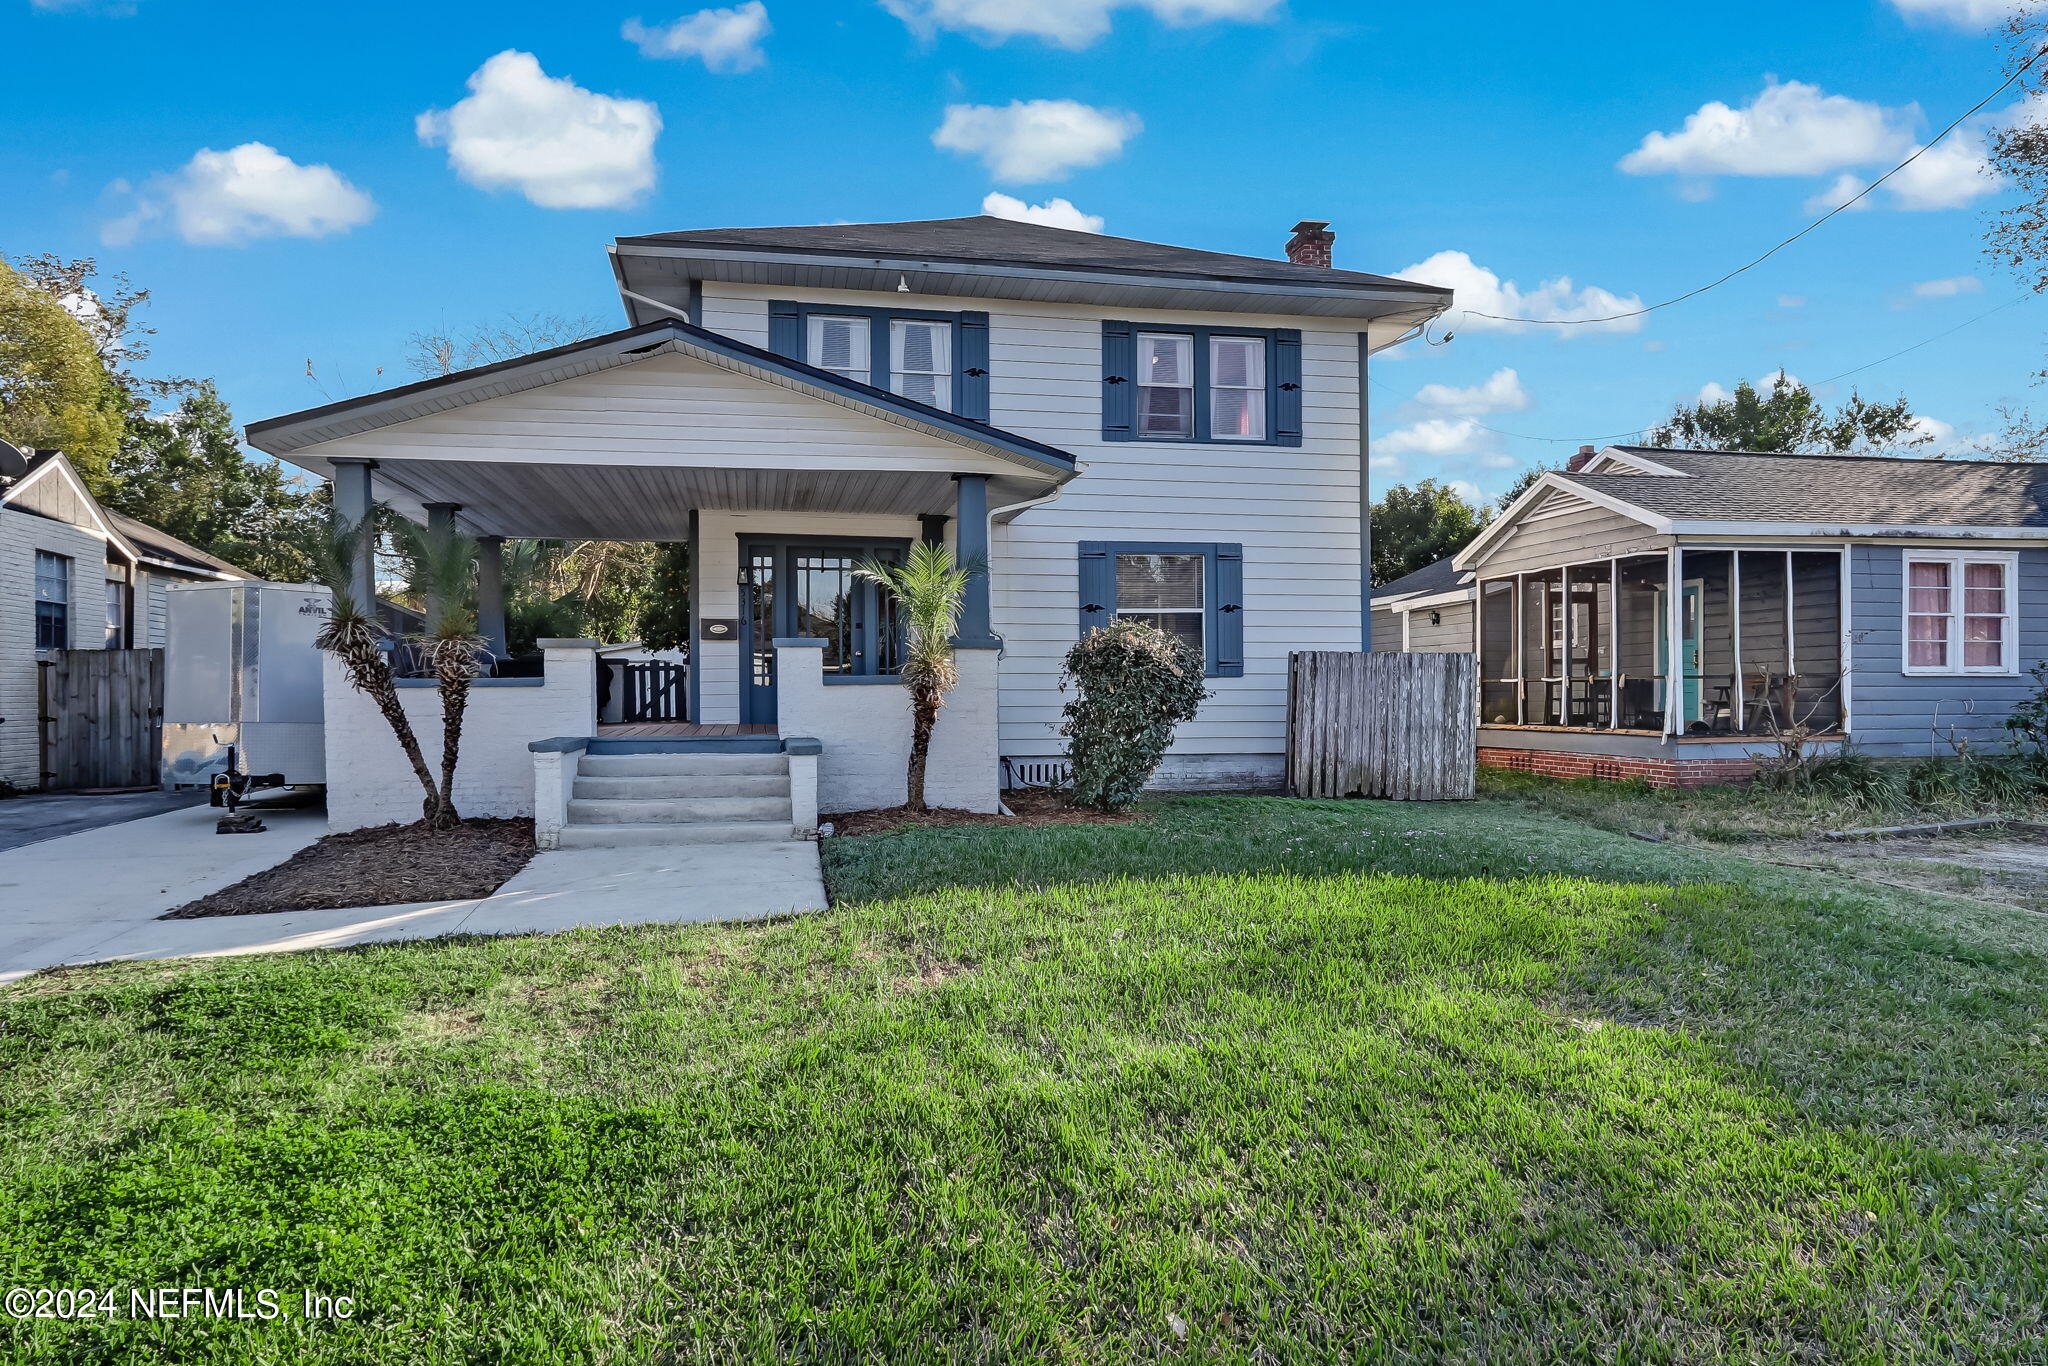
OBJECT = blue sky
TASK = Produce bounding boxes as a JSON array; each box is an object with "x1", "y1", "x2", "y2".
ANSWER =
[{"x1": 4, "y1": 0, "x2": 2038, "y2": 500}]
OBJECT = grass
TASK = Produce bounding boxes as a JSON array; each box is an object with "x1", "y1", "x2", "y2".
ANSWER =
[{"x1": 2, "y1": 797, "x2": 2045, "y2": 1362}]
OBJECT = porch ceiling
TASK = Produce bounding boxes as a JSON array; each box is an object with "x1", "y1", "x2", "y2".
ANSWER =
[{"x1": 368, "y1": 459, "x2": 1045, "y2": 539}]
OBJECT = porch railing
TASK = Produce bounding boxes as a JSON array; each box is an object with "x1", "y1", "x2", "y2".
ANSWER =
[{"x1": 603, "y1": 659, "x2": 690, "y2": 724}]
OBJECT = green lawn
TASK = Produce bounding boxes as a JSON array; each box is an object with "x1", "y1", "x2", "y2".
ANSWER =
[{"x1": 3, "y1": 797, "x2": 2046, "y2": 1362}]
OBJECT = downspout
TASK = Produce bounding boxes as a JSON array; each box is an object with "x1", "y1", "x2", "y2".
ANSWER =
[
  {"x1": 620, "y1": 288, "x2": 693, "y2": 325},
  {"x1": 1356, "y1": 320, "x2": 1430, "y2": 651}
]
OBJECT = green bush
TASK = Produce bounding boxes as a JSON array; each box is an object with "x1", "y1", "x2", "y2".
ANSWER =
[
  {"x1": 1802, "y1": 749, "x2": 1907, "y2": 813},
  {"x1": 1059, "y1": 620, "x2": 1210, "y2": 810}
]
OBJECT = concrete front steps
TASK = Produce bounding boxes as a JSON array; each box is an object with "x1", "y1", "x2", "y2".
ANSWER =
[{"x1": 557, "y1": 751, "x2": 801, "y2": 848}]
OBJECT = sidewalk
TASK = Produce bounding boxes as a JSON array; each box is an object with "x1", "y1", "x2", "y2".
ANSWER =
[{"x1": 0, "y1": 803, "x2": 827, "y2": 984}]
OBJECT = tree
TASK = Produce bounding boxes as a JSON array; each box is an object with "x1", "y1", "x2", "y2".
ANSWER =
[
  {"x1": 391, "y1": 517, "x2": 490, "y2": 829},
  {"x1": 0, "y1": 261, "x2": 125, "y2": 486},
  {"x1": 406, "y1": 313, "x2": 605, "y2": 379},
  {"x1": 638, "y1": 544, "x2": 692, "y2": 651},
  {"x1": 853, "y1": 544, "x2": 979, "y2": 813},
  {"x1": 1371, "y1": 480, "x2": 1490, "y2": 585},
  {"x1": 1497, "y1": 463, "x2": 1559, "y2": 509},
  {"x1": 110, "y1": 381, "x2": 327, "y2": 580},
  {"x1": 1649, "y1": 371, "x2": 1927, "y2": 455}
]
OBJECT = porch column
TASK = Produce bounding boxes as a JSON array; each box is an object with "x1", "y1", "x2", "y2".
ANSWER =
[
  {"x1": 953, "y1": 474, "x2": 998, "y2": 648},
  {"x1": 476, "y1": 535, "x2": 508, "y2": 658},
  {"x1": 330, "y1": 458, "x2": 377, "y2": 615},
  {"x1": 423, "y1": 502, "x2": 460, "y2": 627}
]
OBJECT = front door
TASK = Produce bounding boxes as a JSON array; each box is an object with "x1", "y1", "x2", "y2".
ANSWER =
[
  {"x1": 1654, "y1": 583, "x2": 1705, "y2": 727},
  {"x1": 739, "y1": 538, "x2": 906, "y2": 724}
]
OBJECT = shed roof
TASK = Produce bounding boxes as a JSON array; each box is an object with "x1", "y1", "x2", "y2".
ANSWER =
[
  {"x1": 104, "y1": 510, "x2": 253, "y2": 579},
  {"x1": 1372, "y1": 556, "x2": 1470, "y2": 602}
]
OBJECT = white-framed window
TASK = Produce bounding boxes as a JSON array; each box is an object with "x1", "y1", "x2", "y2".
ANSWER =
[
  {"x1": 890, "y1": 318, "x2": 951, "y2": 409},
  {"x1": 34, "y1": 551, "x2": 71, "y2": 651},
  {"x1": 105, "y1": 578, "x2": 129, "y2": 648},
  {"x1": 1208, "y1": 335, "x2": 1267, "y2": 441},
  {"x1": 806, "y1": 314, "x2": 870, "y2": 381},
  {"x1": 1113, "y1": 550, "x2": 1207, "y2": 664},
  {"x1": 1903, "y1": 551, "x2": 2017, "y2": 675},
  {"x1": 1136, "y1": 333, "x2": 1195, "y2": 438}
]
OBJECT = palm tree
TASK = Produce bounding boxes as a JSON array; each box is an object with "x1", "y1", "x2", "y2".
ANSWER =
[
  {"x1": 392, "y1": 518, "x2": 490, "y2": 830},
  {"x1": 309, "y1": 516, "x2": 441, "y2": 824},
  {"x1": 853, "y1": 544, "x2": 982, "y2": 813}
]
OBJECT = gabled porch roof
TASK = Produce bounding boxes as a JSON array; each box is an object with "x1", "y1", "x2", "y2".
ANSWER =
[{"x1": 245, "y1": 319, "x2": 1078, "y2": 539}]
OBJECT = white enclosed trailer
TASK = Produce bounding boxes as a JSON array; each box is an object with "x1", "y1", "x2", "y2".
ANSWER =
[{"x1": 161, "y1": 581, "x2": 328, "y2": 804}]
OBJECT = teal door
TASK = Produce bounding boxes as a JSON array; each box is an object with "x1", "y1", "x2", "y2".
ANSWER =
[{"x1": 1654, "y1": 585, "x2": 1704, "y2": 727}]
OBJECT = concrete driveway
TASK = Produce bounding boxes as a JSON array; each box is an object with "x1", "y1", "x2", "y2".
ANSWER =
[
  {"x1": 0, "y1": 789, "x2": 208, "y2": 853},
  {"x1": 0, "y1": 802, "x2": 828, "y2": 984}
]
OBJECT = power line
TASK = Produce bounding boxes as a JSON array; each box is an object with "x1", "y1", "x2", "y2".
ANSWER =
[
  {"x1": 1461, "y1": 48, "x2": 2048, "y2": 329},
  {"x1": 1813, "y1": 292, "x2": 2031, "y2": 385}
]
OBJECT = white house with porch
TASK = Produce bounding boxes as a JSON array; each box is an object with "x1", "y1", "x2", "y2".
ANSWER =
[{"x1": 245, "y1": 217, "x2": 1448, "y2": 844}]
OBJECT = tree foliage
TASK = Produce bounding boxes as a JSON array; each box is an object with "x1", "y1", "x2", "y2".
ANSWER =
[
  {"x1": 1497, "y1": 463, "x2": 1559, "y2": 510},
  {"x1": 1649, "y1": 371, "x2": 1927, "y2": 455},
  {"x1": 0, "y1": 261, "x2": 126, "y2": 486},
  {"x1": 854, "y1": 544, "x2": 979, "y2": 813},
  {"x1": 406, "y1": 313, "x2": 605, "y2": 379},
  {"x1": 1371, "y1": 480, "x2": 1490, "y2": 586},
  {"x1": 1059, "y1": 620, "x2": 1210, "y2": 811},
  {"x1": 638, "y1": 544, "x2": 692, "y2": 652}
]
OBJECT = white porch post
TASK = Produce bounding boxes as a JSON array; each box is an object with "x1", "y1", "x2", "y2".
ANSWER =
[
  {"x1": 476, "y1": 535, "x2": 508, "y2": 659},
  {"x1": 330, "y1": 458, "x2": 377, "y2": 615}
]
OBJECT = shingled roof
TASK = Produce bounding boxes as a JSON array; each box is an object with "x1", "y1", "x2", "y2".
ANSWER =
[
  {"x1": 1560, "y1": 447, "x2": 2048, "y2": 528},
  {"x1": 617, "y1": 217, "x2": 1448, "y2": 297},
  {"x1": 1372, "y1": 556, "x2": 1470, "y2": 602}
]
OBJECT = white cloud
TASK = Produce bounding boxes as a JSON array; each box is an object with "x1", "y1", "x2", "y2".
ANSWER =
[
  {"x1": 1397, "y1": 250, "x2": 1644, "y2": 335},
  {"x1": 101, "y1": 143, "x2": 374, "y2": 246},
  {"x1": 624, "y1": 2, "x2": 770, "y2": 72},
  {"x1": 1694, "y1": 370, "x2": 1802, "y2": 406},
  {"x1": 933, "y1": 99, "x2": 1140, "y2": 182},
  {"x1": 416, "y1": 51, "x2": 661, "y2": 209},
  {"x1": 882, "y1": 0, "x2": 1279, "y2": 49},
  {"x1": 1411, "y1": 367, "x2": 1529, "y2": 415},
  {"x1": 980, "y1": 191, "x2": 1103, "y2": 232},
  {"x1": 1890, "y1": 0, "x2": 2025, "y2": 25},
  {"x1": 1778, "y1": 294, "x2": 1807, "y2": 308},
  {"x1": 1913, "y1": 274, "x2": 1984, "y2": 298},
  {"x1": 1801, "y1": 172, "x2": 1876, "y2": 215},
  {"x1": 1886, "y1": 131, "x2": 2002, "y2": 209},
  {"x1": 1620, "y1": 80, "x2": 1908, "y2": 179},
  {"x1": 1377, "y1": 417, "x2": 1490, "y2": 458}
]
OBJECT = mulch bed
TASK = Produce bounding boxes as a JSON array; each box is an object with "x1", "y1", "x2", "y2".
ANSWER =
[
  {"x1": 161, "y1": 818, "x2": 537, "y2": 920},
  {"x1": 822, "y1": 788, "x2": 1148, "y2": 837}
]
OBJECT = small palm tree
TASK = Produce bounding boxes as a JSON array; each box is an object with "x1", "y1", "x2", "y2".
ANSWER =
[
  {"x1": 309, "y1": 516, "x2": 441, "y2": 824},
  {"x1": 392, "y1": 518, "x2": 490, "y2": 830},
  {"x1": 853, "y1": 543, "x2": 983, "y2": 813}
]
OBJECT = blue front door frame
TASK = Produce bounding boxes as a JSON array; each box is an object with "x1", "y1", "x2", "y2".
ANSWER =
[{"x1": 739, "y1": 536, "x2": 909, "y2": 725}]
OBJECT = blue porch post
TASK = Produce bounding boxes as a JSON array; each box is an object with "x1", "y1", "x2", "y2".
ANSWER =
[
  {"x1": 475, "y1": 535, "x2": 508, "y2": 658},
  {"x1": 330, "y1": 458, "x2": 377, "y2": 615},
  {"x1": 423, "y1": 502, "x2": 460, "y2": 627},
  {"x1": 953, "y1": 474, "x2": 998, "y2": 648}
]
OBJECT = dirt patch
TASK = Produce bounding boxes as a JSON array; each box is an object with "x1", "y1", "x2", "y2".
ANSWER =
[
  {"x1": 1769, "y1": 827, "x2": 2048, "y2": 913},
  {"x1": 823, "y1": 787, "x2": 1148, "y2": 837},
  {"x1": 161, "y1": 819, "x2": 536, "y2": 919}
]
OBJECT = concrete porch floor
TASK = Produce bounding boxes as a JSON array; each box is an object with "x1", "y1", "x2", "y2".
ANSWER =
[{"x1": 0, "y1": 802, "x2": 827, "y2": 984}]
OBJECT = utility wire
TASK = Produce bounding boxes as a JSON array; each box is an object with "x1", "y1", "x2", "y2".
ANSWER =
[{"x1": 1461, "y1": 48, "x2": 2048, "y2": 328}]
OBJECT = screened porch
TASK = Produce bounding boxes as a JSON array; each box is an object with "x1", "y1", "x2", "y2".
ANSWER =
[{"x1": 1477, "y1": 548, "x2": 1848, "y2": 737}]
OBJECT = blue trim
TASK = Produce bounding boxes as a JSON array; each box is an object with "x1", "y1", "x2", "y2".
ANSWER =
[
  {"x1": 953, "y1": 473, "x2": 997, "y2": 647},
  {"x1": 768, "y1": 300, "x2": 989, "y2": 422},
  {"x1": 1076, "y1": 540, "x2": 1245, "y2": 679},
  {"x1": 396, "y1": 676, "x2": 544, "y2": 688},
  {"x1": 1099, "y1": 322, "x2": 1301, "y2": 448},
  {"x1": 528, "y1": 737, "x2": 591, "y2": 754}
]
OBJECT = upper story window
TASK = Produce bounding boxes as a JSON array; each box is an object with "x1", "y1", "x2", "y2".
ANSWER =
[
  {"x1": 1905, "y1": 551, "x2": 2017, "y2": 675},
  {"x1": 771, "y1": 302, "x2": 988, "y2": 422},
  {"x1": 34, "y1": 551, "x2": 70, "y2": 651},
  {"x1": 1103, "y1": 322, "x2": 1302, "y2": 447}
]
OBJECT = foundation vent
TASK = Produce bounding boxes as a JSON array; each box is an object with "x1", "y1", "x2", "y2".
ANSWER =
[{"x1": 1002, "y1": 757, "x2": 1073, "y2": 790}]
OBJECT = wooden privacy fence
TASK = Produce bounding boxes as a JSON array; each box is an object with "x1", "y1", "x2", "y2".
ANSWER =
[
  {"x1": 1286, "y1": 651, "x2": 1476, "y2": 800},
  {"x1": 39, "y1": 648, "x2": 165, "y2": 790}
]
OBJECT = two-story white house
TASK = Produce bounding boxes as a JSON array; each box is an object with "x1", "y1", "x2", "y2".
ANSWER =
[{"x1": 245, "y1": 217, "x2": 1450, "y2": 842}]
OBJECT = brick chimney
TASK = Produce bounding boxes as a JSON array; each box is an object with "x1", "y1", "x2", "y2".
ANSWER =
[
  {"x1": 1286, "y1": 220, "x2": 1335, "y2": 267},
  {"x1": 1565, "y1": 444, "x2": 1598, "y2": 472}
]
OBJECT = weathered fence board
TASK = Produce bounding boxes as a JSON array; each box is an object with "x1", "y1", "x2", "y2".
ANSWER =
[
  {"x1": 1286, "y1": 651, "x2": 1476, "y2": 800},
  {"x1": 39, "y1": 648, "x2": 165, "y2": 790}
]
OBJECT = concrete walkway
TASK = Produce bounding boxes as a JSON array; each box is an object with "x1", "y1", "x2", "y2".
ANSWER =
[
  {"x1": 0, "y1": 803, "x2": 828, "y2": 985},
  {"x1": 0, "y1": 789, "x2": 208, "y2": 853}
]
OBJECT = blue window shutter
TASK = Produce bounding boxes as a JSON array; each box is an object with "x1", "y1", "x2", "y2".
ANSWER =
[
  {"x1": 1272, "y1": 329, "x2": 1303, "y2": 447},
  {"x1": 1210, "y1": 544, "x2": 1245, "y2": 677},
  {"x1": 1101, "y1": 321, "x2": 1136, "y2": 441},
  {"x1": 1078, "y1": 542, "x2": 1112, "y2": 637},
  {"x1": 958, "y1": 312, "x2": 990, "y2": 421},
  {"x1": 768, "y1": 301, "x2": 802, "y2": 360}
]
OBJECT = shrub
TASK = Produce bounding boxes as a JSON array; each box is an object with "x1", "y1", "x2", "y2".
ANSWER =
[
  {"x1": 1801, "y1": 749, "x2": 1907, "y2": 813},
  {"x1": 1059, "y1": 620, "x2": 1210, "y2": 810}
]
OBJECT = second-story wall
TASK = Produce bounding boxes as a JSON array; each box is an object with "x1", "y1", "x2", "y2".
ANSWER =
[{"x1": 697, "y1": 282, "x2": 1404, "y2": 781}]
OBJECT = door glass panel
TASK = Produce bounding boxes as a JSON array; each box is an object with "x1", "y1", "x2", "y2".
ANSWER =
[
  {"x1": 747, "y1": 551, "x2": 776, "y2": 690},
  {"x1": 793, "y1": 553, "x2": 857, "y2": 674}
]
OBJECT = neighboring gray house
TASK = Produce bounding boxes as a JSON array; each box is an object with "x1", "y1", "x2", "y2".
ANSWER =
[
  {"x1": 244, "y1": 215, "x2": 1452, "y2": 838},
  {"x1": 0, "y1": 448, "x2": 251, "y2": 789},
  {"x1": 1382, "y1": 445, "x2": 2048, "y2": 786}
]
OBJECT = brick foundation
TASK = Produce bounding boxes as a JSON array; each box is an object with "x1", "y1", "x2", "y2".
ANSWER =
[{"x1": 1478, "y1": 746, "x2": 1758, "y2": 789}]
